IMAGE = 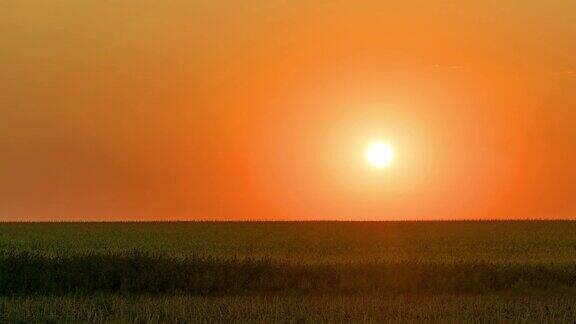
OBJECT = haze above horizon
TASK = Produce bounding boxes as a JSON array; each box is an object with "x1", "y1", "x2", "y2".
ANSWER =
[{"x1": 1, "y1": 0, "x2": 575, "y2": 221}]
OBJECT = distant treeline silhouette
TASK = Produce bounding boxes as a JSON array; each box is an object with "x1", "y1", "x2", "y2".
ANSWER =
[{"x1": 2, "y1": 252, "x2": 576, "y2": 295}]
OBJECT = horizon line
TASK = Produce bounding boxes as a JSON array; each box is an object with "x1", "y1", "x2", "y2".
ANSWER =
[{"x1": 0, "y1": 219, "x2": 575, "y2": 224}]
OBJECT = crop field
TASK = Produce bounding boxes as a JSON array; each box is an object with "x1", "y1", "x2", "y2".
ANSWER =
[{"x1": 1, "y1": 221, "x2": 576, "y2": 322}]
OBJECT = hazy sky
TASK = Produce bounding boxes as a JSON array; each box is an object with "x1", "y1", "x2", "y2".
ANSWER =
[{"x1": 1, "y1": 0, "x2": 575, "y2": 220}]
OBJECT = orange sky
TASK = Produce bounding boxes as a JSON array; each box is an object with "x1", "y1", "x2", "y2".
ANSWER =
[{"x1": 1, "y1": 0, "x2": 575, "y2": 220}]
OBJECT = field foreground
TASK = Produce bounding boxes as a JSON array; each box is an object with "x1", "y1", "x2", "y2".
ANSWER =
[
  {"x1": 1, "y1": 221, "x2": 576, "y2": 322},
  {"x1": 2, "y1": 293, "x2": 576, "y2": 323}
]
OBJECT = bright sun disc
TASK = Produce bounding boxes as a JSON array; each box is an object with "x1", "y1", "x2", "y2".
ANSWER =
[{"x1": 365, "y1": 141, "x2": 395, "y2": 168}]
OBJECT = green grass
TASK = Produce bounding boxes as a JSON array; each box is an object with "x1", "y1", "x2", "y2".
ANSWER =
[
  {"x1": 2, "y1": 293, "x2": 576, "y2": 323},
  {"x1": 2, "y1": 221, "x2": 576, "y2": 263},
  {"x1": 2, "y1": 252, "x2": 576, "y2": 295},
  {"x1": 1, "y1": 221, "x2": 576, "y2": 322}
]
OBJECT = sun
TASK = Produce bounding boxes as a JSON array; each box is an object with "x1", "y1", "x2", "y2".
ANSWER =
[{"x1": 365, "y1": 141, "x2": 395, "y2": 168}]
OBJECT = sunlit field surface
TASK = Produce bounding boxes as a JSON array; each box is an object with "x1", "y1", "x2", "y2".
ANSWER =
[
  {"x1": 3, "y1": 221, "x2": 576, "y2": 262},
  {"x1": 2, "y1": 221, "x2": 576, "y2": 322}
]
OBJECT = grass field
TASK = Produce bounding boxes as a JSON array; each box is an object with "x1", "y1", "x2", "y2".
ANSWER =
[{"x1": 1, "y1": 221, "x2": 576, "y2": 322}]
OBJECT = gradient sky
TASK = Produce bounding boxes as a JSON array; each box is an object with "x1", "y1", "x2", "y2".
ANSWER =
[{"x1": 1, "y1": 0, "x2": 575, "y2": 220}]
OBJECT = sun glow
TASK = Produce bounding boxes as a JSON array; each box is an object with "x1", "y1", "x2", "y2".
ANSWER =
[{"x1": 365, "y1": 141, "x2": 395, "y2": 168}]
